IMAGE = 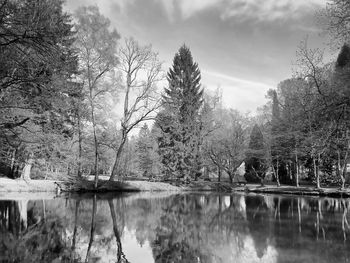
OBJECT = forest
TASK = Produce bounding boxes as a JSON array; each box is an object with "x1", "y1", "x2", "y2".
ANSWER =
[{"x1": 0, "y1": 0, "x2": 349, "y2": 189}]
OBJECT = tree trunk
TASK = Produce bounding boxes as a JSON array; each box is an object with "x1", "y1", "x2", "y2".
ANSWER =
[
  {"x1": 342, "y1": 205, "x2": 348, "y2": 241},
  {"x1": 72, "y1": 199, "x2": 80, "y2": 250},
  {"x1": 77, "y1": 109, "x2": 83, "y2": 178},
  {"x1": 295, "y1": 153, "x2": 299, "y2": 187},
  {"x1": 10, "y1": 148, "x2": 16, "y2": 178},
  {"x1": 42, "y1": 200, "x2": 46, "y2": 220},
  {"x1": 92, "y1": 109, "x2": 99, "y2": 189},
  {"x1": 109, "y1": 135, "x2": 127, "y2": 181},
  {"x1": 227, "y1": 171, "x2": 233, "y2": 184},
  {"x1": 89, "y1": 79, "x2": 99, "y2": 188},
  {"x1": 20, "y1": 153, "x2": 33, "y2": 181},
  {"x1": 218, "y1": 166, "x2": 221, "y2": 182},
  {"x1": 17, "y1": 200, "x2": 28, "y2": 230},
  {"x1": 252, "y1": 166, "x2": 264, "y2": 186},
  {"x1": 273, "y1": 159, "x2": 280, "y2": 187},
  {"x1": 338, "y1": 150, "x2": 346, "y2": 189},
  {"x1": 218, "y1": 195, "x2": 222, "y2": 212},
  {"x1": 109, "y1": 74, "x2": 131, "y2": 182},
  {"x1": 341, "y1": 140, "x2": 349, "y2": 189},
  {"x1": 108, "y1": 199, "x2": 123, "y2": 262},
  {"x1": 313, "y1": 156, "x2": 320, "y2": 189},
  {"x1": 85, "y1": 195, "x2": 97, "y2": 263},
  {"x1": 297, "y1": 198, "x2": 301, "y2": 233}
]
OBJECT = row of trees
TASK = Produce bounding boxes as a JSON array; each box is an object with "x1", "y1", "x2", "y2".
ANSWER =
[
  {"x1": 134, "y1": 0, "x2": 350, "y2": 187},
  {"x1": 0, "y1": 1, "x2": 163, "y2": 183},
  {"x1": 246, "y1": 0, "x2": 350, "y2": 188},
  {"x1": 257, "y1": 41, "x2": 350, "y2": 188},
  {"x1": 0, "y1": 0, "x2": 254, "y2": 184},
  {"x1": 0, "y1": 0, "x2": 348, "y2": 188}
]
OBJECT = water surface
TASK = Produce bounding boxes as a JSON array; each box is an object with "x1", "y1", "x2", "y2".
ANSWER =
[{"x1": 1, "y1": 192, "x2": 350, "y2": 262}]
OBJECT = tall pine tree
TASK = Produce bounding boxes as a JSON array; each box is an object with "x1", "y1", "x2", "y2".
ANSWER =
[
  {"x1": 270, "y1": 89, "x2": 283, "y2": 186},
  {"x1": 245, "y1": 124, "x2": 267, "y2": 185},
  {"x1": 136, "y1": 123, "x2": 153, "y2": 177},
  {"x1": 158, "y1": 45, "x2": 203, "y2": 181}
]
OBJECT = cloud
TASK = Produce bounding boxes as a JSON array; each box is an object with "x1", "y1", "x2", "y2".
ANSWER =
[
  {"x1": 203, "y1": 70, "x2": 273, "y2": 90},
  {"x1": 153, "y1": 0, "x2": 324, "y2": 23},
  {"x1": 220, "y1": 0, "x2": 323, "y2": 22},
  {"x1": 63, "y1": 0, "x2": 325, "y2": 114},
  {"x1": 202, "y1": 70, "x2": 274, "y2": 113}
]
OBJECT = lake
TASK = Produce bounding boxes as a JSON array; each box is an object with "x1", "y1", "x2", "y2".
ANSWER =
[{"x1": 0, "y1": 192, "x2": 350, "y2": 263}]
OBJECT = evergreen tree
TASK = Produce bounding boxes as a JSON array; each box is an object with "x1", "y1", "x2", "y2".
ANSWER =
[
  {"x1": 136, "y1": 123, "x2": 153, "y2": 177},
  {"x1": 158, "y1": 45, "x2": 204, "y2": 181},
  {"x1": 245, "y1": 124, "x2": 267, "y2": 185},
  {"x1": 270, "y1": 90, "x2": 283, "y2": 186},
  {"x1": 156, "y1": 110, "x2": 179, "y2": 179},
  {"x1": 330, "y1": 44, "x2": 350, "y2": 188}
]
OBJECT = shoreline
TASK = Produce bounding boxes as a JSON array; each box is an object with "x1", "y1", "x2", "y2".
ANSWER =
[
  {"x1": 241, "y1": 184, "x2": 350, "y2": 198},
  {"x1": 1, "y1": 178, "x2": 350, "y2": 198}
]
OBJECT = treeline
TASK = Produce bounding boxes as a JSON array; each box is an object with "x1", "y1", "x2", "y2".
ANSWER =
[
  {"x1": 250, "y1": 1, "x2": 350, "y2": 188},
  {"x1": 258, "y1": 44, "x2": 350, "y2": 188},
  {"x1": 0, "y1": 0, "x2": 253, "y2": 183},
  {"x1": 0, "y1": 1, "x2": 164, "y2": 182},
  {"x1": 0, "y1": 0, "x2": 349, "y2": 188},
  {"x1": 134, "y1": 0, "x2": 350, "y2": 187}
]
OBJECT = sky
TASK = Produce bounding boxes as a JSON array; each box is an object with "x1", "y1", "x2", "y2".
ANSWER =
[{"x1": 64, "y1": 0, "x2": 327, "y2": 113}]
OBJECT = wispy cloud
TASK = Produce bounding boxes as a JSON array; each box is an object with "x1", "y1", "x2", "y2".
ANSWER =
[
  {"x1": 64, "y1": 0, "x2": 325, "y2": 113},
  {"x1": 203, "y1": 70, "x2": 273, "y2": 90},
  {"x1": 220, "y1": 0, "x2": 323, "y2": 22},
  {"x1": 154, "y1": 0, "x2": 324, "y2": 23},
  {"x1": 202, "y1": 70, "x2": 274, "y2": 113}
]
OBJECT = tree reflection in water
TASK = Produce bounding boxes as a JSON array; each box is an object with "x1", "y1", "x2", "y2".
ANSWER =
[
  {"x1": 1, "y1": 193, "x2": 350, "y2": 262},
  {"x1": 0, "y1": 199, "x2": 80, "y2": 262},
  {"x1": 85, "y1": 194, "x2": 97, "y2": 262},
  {"x1": 108, "y1": 198, "x2": 129, "y2": 263}
]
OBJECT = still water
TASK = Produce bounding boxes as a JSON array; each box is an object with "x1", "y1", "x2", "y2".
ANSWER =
[{"x1": 1, "y1": 192, "x2": 350, "y2": 263}]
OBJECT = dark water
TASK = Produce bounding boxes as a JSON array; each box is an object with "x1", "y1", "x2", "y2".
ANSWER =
[{"x1": 1, "y1": 192, "x2": 350, "y2": 263}]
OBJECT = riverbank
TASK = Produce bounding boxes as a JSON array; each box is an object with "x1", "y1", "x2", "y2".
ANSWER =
[
  {"x1": 1, "y1": 178, "x2": 350, "y2": 198},
  {"x1": 0, "y1": 178, "x2": 57, "y2": 192},
  {"x1": 242, "y1": 184, "x2": 350, "y2": 197},
  {"x1": 0, "y1": 178, "x2": 183, "y2": 193}
]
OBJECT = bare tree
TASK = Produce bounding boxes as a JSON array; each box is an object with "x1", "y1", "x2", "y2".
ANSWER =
[
  {"x1": 205, "y1": 109, "x2": 249, "y2": 183},
  {"x1": 109, "y1": 38, "x2": 164, "y2": 181},
  {"x1": 74, "y1": 6, "x2": 119, "y2": 187}
]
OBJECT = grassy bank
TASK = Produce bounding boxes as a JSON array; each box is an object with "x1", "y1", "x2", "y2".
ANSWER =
[
  {"x1": 0, "y1": 177, "x2": 183, "y2": 193},
  {"x1": 0, "y1": 178, "x2": 57, "y2": 192},
  {"x1": 2, "y1": 177, "x2": 350, "y2": 198},
  {"x1": 241, "y1": 184, "x2": 350, "y2": 198}
]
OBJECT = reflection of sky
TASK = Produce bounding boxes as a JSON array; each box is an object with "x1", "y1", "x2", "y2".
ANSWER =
[
  {"x1": 63, "y1": 195, "x2": 279, "y2": 263},
  {"x1": 224, "y1": 236, "x2": 278, "y2": 263},
  {"x1": 122, "y1": 230, "x2": 279, "y2": 263},
  {"x1": 122, "y1": 228, "x2": 154, "y2": 262},
  {"x1": 9, "y1": 194, "x2": 350, "y2": 263}
]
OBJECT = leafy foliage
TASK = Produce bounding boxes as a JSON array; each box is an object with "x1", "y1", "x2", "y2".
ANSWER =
[{"x1": 0, "y1": 0, "x2": 78, "y2": 178}]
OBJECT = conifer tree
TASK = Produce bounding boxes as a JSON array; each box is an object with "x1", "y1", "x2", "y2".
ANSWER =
[
  {"x1": 136, "y1": 123, "x2": 153, "y2": 177},
  {"x1": 158, "y1": 45, "x2": 204, "y2": 180},
  {"x1": 270, "y1": 90, "x2": 282, "y2": 186},
  {"x1": 245, "y1": 124, "x2": 267, "y2": 185}
]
